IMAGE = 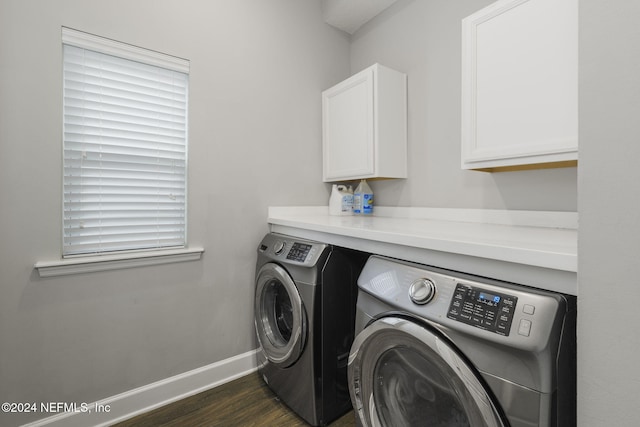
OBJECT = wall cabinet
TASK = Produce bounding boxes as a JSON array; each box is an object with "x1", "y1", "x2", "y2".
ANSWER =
[
  {"x1": 322, "y1": 63, "x2": 407, "y2": 182},
  {"x1": 461, "y1": 0, "x2": 578, "y2": 171}
]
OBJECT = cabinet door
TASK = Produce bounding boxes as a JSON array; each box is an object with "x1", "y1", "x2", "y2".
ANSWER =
[
  {"x1": 461, "y1": 0, "x2": 578, "y2": 171},
  {"x1": 322, "y1": 69, "x2": 375, "y2": 181}
]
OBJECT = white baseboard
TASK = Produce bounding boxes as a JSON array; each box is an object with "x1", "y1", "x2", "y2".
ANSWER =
[{"x1": 22, "y1": 349, "x2": 259, "y2": 427}]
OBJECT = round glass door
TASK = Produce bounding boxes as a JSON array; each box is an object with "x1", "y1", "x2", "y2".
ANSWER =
[
  {"x1": 348, "y1": 317, "x2": 507, "y2": 427},
  {"x1": 255, "y1": 263, "x2": 306, "y2": 367}
]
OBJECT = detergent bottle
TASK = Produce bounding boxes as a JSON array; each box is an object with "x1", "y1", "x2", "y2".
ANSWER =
[
  {"x1": 353, "y1": 180, "x2": 373, "y2": 215},
  {"x1": 340, "y1": 185, "x2": 353, "y2": 215}
]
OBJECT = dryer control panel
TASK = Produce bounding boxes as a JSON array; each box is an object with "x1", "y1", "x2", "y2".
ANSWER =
[
  {"x1": 357, "y1": 255, "x2": 569, "y2": 351},
  {"x1": 447, "y1": 283, "x2": 518, "y2": 336}
]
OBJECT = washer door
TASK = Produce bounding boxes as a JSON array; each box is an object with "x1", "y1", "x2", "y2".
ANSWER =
[
  {"x1": 348, "y1": 316, "x2": 507, "y2": 427},
  {"x1": 255, "y1": 263, "x2": 307, "y2": 368}
]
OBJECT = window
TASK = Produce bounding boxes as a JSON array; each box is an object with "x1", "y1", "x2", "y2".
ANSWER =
[{"x1": 62, "y1": 28, "x2": 189, "y2": 257}]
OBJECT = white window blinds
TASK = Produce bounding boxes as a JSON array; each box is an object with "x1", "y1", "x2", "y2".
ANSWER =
[{"x1": 62, "y1": 28, "x2": 189, "y2": 256}]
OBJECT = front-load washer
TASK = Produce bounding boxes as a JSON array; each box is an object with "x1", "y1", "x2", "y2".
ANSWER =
[
  {"x1": 254, "y1": 233, "x2": 369, "y2": 426},
  {"x1": 348, "y1": 256, "x2": 576, "y2": 427}
]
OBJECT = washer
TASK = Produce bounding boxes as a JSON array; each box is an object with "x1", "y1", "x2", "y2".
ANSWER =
[
  {"x1": 254, "y1": 233, "x2": 369, "y2": 426},
  {"x1": 348, "y1": 256, "x2": 576, "y2": 427}
]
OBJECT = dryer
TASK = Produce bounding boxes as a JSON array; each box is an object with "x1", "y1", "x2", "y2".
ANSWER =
[
  {"x1": 254, "y1": 233, "x2": 368, "y2": 426},
  {"x1": 348, "y1": 256, "x2": 576, "y2": 427}
]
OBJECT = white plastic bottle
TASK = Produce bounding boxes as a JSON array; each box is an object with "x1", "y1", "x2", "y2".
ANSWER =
[
  {"x1": 329, "y1": 184, "x2": 342, "y2": 215},
  {"x1": 353, "y1": 179, "x2": 373, "y2": 215},
  {"x1": 341, "y1": 186, "x2": 354, "y2": 215}
]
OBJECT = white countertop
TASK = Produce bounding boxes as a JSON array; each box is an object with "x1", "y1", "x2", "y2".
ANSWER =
[{"x1": 267, "y1": 206, "x2": 578, "y2": 295}]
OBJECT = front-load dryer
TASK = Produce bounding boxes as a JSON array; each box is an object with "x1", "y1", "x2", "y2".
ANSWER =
[
  {"x1": 254, "y1": 233, "x2": 368, "y2": 426},
  {"x1": 348, "y1": 256, "x2": 576, "y2": 427}
]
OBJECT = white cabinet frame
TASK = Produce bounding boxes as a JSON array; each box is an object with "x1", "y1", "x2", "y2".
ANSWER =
[
  {"x1": 461, "y1": 0, "x2": 578, "y2": 171},
  {"x1": 322, "y1": 64, "x2": 407, "y2": 182}
]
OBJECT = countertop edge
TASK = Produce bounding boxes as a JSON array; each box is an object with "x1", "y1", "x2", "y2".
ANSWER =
[{"x1": 267, "y1": 206, "x2": 578, "y2": 273}]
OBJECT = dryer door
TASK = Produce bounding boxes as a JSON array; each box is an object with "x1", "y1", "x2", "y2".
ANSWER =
[
  {"x1": 255, "y1": 263, "x2": 306, "y2": 368},
  {"x1": 348, "y1": 316, "x2": 507, "y2": 427}
]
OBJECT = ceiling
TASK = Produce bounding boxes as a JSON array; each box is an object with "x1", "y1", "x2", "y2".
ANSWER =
[{"x1": 322, "y1": 0, "x2": 399, "y2": 34}]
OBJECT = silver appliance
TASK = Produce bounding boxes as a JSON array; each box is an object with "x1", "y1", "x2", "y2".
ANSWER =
[
  {"x1": 348, "y1": 256, "x2": 576, "y2": 427},
  {"x1": 254, "y1": 233, "x2": 368, "y2": 426}
]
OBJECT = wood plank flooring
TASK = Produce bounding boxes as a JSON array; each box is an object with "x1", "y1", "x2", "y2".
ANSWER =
[{"x1": 112, "y1": 372, "x2": 356, "y2": 427}]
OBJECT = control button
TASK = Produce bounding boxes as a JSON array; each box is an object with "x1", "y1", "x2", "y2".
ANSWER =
[
  {"x1": 518, "y1": 319, "x2": 532, "y2": 337},
  {"x1": 523, "y1": 304, "x2": 535, "y2": 315}
]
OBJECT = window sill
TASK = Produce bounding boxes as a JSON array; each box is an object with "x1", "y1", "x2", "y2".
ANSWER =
[{"x1": 34, "y1": 247, "x2": 204, "y2": 278}]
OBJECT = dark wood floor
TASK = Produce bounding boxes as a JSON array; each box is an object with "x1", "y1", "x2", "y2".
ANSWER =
[{"x1": 112, "y1": 372, "x2": 356, "y2": 427}]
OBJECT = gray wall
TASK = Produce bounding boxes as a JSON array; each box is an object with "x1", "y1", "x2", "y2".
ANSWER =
[
  {"x1": 348, "y1": 0, "x2": 578, "y2": 211},
  {"x1": 0, "y1": 1, "x2": 348, "y2": 425},
  {"x1": 578, "y1": 1, "x2": 640, "y2": 425}
]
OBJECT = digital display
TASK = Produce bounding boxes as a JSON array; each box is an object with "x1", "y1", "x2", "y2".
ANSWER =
[{"x1": 479, "y1": 292, "x2": 501, "y2": 304}]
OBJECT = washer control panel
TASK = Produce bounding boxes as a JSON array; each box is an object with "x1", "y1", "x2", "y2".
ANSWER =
[
  {"x1": 286, "y1": 242, "x2": 312, "y2": 262},
  {"x1": 447, "y1": 283, "x2": 518, "y2": 336},
  {"x1": 258, "y1": 234, "x2": 327, "y2": 267}
]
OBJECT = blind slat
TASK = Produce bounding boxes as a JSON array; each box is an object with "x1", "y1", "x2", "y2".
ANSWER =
[{"x1": 63, "y1": 36, "x2": 188, "y2": 256}]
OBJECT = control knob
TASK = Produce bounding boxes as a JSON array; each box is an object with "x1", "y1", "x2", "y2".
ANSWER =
[
  {"x1": 409, "y1": 278, "x2": 436, "y2": 305},
  {"x1": 273, "y1": 241, "x2": 286, "y2": 255}
]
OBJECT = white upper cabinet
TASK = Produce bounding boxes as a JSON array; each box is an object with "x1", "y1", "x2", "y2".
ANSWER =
[
  {"x1": 461, "y1": 0, "x2": 578, "y2": 171},
  {"x1": 322, "y1": 63, "x2": 407, "y2": 182}
]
